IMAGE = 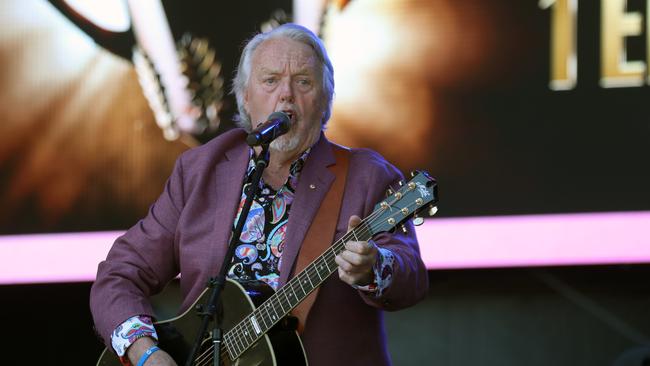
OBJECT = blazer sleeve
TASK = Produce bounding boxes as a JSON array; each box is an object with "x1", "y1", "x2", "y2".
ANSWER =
[
  {"x1": 352, "y1": 150, "x2": 429, "y2": 311},
  {"x1": 89, "y1": 154, "x2": 185, "y2": 346}
]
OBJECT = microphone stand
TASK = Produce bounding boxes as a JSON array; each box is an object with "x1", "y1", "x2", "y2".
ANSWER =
[{"x1": 185, "y1": 143, "x2": 270, "y2": 366}]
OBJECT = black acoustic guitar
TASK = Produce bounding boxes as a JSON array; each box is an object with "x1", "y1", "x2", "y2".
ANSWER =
[{"x1": 97, "y1": 171, "x2": 438, "y2": 366}]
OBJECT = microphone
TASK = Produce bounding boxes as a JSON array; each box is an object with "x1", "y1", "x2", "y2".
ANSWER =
[{"x1": 246, "y1": 111, "x2": 291, "y2": 146}]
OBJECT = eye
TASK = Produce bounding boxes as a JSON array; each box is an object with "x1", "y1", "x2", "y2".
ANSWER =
[
  {"x1": 263, "y1": 77, "x2": 277, "y2": 85},
  {"x1": 296, "y1": 78, "x2": 312, "y2": 87}
]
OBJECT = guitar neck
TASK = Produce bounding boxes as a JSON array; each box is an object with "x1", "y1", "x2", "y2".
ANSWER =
[{"x1": 223, "y1": 221, "x2": 374, "y2": 359}]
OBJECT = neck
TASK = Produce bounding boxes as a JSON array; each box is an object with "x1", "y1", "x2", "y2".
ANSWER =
[
  {"x1": 255, "y1": 148, "x2": 297, "y2": 190},
  {"x1": 253, "y1": 146, "x2": 298, "y2": 171}
]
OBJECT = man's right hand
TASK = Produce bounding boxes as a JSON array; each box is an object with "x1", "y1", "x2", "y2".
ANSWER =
[{"x1": 127, "y1": 337, "x2": 178, "y2": 366}]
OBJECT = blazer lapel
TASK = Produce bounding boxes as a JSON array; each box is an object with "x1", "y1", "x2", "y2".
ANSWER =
[
  {"x1": 208, "y1": 135, "x2": 250, "y2": 275},
  {"x1": 279, "y1": 134, "x2": 336, "y2": 286}
]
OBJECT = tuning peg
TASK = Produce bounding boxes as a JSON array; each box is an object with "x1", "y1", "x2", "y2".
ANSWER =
[
  {"x1": 398, "y1": 180, "x2": 404, "y2": 187},
  {"x1": 400, "y1": 224, "x2": 409, "y2": 234},
  {"x1": 428, "y1": 205, "x2": 438, "y2": 216},
  {"x1": 386, "y1": 187, "x2": 394, "y2": 197},
  {"x1": 410, "y1": 170, "x2": 418, "y2": 177},
  {"x1": 412, "y1": 214, "x2": 424, "y2": 226}
]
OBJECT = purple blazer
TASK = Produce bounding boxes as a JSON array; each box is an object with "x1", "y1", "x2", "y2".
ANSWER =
[{"x1": 90, "y1": 128, "x2": 429, "y2": 366}]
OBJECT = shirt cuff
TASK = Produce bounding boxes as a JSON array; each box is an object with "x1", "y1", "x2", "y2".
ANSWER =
[
  {"x1": 353, "y1": 242, "x2": 395, "y2": 297},
  {"x1": 111, "y1": 315, "x2": 158, "y2": 363}
]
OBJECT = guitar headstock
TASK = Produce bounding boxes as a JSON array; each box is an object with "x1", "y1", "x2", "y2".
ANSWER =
[{"x1": 369, "y1": 171, "x2": 438, "y2": 235}]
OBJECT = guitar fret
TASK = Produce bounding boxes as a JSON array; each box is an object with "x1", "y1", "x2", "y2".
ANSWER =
[
  {"x1": 229, "y1": 333, "x2": 240, "y2": 359},
  {"x1": 255, "y1": 307, "x2": 269, "y2": 331},
  {"x1": 289, "y1": 284, "x2": 299, "y2": 305},
  {"x1": 319, "y1": 256, "x2": 330, "y2": 275},
  {"x1": 326, "y1": 255, "x2": 337, "y2": 271},
  {"x1": 262, "y1": 303, "x2": 272, "y2": 330},
  {"x1": 228, "y1": 325, "x2": 240, "y2": 354},
  {"x1": 268, "y1": 300, "x2": 280, "y2": 324},
  {"x1": 231, "y1": 328, "x2": 243, "y2": 356},
  {"x1": 228, "y1": 333, "x2": 239, "y2": 358},
  {"x1": 329, "y1": 246, "x2": 340, "y2": 260},
  {"x1": 314, "y1": 262, "x2": 324, "y2": 281},
  {"x1": 240, "y1": 321, "x2": 253, "y2": 348},
  {"x1": 274, "y1": 294, "x2": 286, "y2": 314},
  {"x1": 269, "y1": 298, "x2": 280, "y2": 323},
  {"x1": 280, "y1": 293, "x2": 290, "y2": 314},
  {"x1": 311, "y1": 267, "x2": 322, "y2": 285},
  {"x1": 222, "y1": 333, "x2": 233, "y2": 359},
  {"x1": 305, "y1": 269, "x2": 315, "y2": 288},
  {"x1": 298, "y1": 277, "x2": 307, "y2": 296},
  {"x1": 297, "y1": 273, "x2": 308, "y2": 295},
  {"x1": 248, "y1": 321, "x2": 258, "y2": 343},
  {"x1": 302, "y1": 278, "x2": 310, "y2": 295},
  {"x1": 241, "y1": 322, "x2": 253, "y2": 346},
  {"x1": 281, "y1": 287, "x2": 293, "y2": 308},
  {"x1": 264, "y1": 302, "x2": 275, "y2": 328}
]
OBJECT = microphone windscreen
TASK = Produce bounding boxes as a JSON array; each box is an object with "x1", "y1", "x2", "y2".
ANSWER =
[{"x1": 268, "y1": 111, "x2": 290, "y2": 124}]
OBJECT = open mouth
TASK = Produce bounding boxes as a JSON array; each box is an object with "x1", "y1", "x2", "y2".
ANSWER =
[{"x1": 281, "y1": 110, "x2": 295, "y2": 122}]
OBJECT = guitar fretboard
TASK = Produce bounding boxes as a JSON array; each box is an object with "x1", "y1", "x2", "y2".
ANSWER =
[{"x1": 222, "y1": 220, "x2": 374, "y2": 359}]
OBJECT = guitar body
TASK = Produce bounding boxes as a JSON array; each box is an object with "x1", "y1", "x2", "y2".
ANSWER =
[{"x1": 97, "y1": 278, "x2": 307, "y2": 366}]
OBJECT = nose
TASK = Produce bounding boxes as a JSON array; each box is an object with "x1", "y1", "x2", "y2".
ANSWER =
[{"x1": 279, "y1": 79, "x2": 294, "y2": 104}]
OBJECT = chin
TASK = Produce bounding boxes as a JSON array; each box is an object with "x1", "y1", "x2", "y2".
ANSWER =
[
  {"x1": 270, "y1": 120, "x2": 322, "y2": 153},
  {"x1": 270, "y1": 134, "x2": 301, "y2": 152}
]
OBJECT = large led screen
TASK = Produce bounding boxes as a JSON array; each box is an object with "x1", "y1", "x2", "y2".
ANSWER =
[{"x1": 1, "y1": 0, "x2": 648, "y2": 283}]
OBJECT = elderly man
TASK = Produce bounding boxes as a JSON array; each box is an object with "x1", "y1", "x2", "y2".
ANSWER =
[{"x1": 90, "y1": 23, "x2": 428, "y2": 366}]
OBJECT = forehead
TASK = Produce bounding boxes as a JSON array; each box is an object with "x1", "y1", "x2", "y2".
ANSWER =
[{"x1": 251, "y1": 37, "x2": 319, "y2": 73}]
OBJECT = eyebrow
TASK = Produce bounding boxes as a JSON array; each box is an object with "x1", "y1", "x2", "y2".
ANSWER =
[{"x1": 258, "y1": 67, "x2": 315, "y2": 76}]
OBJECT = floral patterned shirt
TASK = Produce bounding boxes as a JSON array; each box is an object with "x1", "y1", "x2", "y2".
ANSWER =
[{"x1": 226, "y1": 148, "x2": 309, "y2": 290}]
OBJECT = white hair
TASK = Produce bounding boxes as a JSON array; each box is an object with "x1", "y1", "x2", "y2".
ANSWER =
[{"x1": 232, "y1": 23, "x2": 335, "y2": 131}]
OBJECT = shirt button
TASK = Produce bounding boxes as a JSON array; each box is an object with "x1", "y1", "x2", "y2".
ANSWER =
[{"x1": 309, "y1": 184, "x2": 316, "y2": 189}]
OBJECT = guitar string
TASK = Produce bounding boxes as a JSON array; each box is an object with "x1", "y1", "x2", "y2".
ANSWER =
[
  {"x1": 194, "y1": 190, "x2": 429, "y2": 365},
  {"x1": 193, "y1": 340, "x2": 229, "y2": 366}
]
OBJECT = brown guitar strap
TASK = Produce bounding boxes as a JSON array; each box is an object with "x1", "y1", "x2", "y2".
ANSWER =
[{"x1": 291, "y1": 144, "x2": 350, "y2": 333}]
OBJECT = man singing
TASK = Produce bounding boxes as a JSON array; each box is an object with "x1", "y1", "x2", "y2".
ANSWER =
[{"x1": 91, "y1": 23, "x2": 428, "y2": 366}]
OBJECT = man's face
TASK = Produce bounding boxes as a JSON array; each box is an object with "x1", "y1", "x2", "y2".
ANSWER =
[{"x1": 244, "y1": 37, "x2": 324, "y2": 153}]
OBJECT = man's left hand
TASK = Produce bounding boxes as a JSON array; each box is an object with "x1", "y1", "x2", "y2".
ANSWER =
[{"x1": 335, "y1": 215, "x2": 378, "y2": 287}]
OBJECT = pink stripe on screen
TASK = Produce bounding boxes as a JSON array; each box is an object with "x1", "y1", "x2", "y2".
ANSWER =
[
  {"x1": 416, "y1": 211, "x2": 650, "y2": 269},
  {"x1": 0, "y1": 211, "x2": 648, "y2": 284},
  {"x1": 0, "y1": 231, "x2": 118, "y2": 284}
]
